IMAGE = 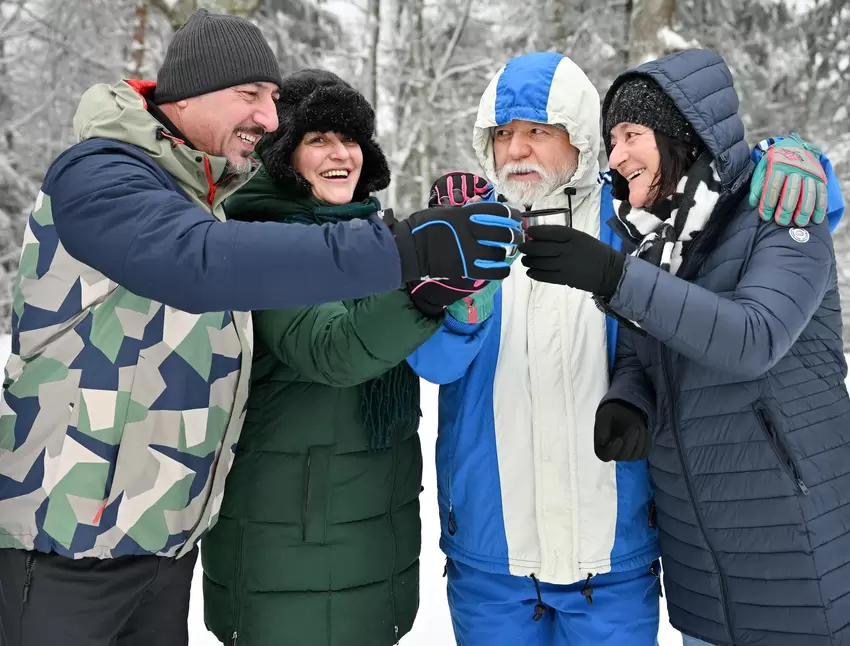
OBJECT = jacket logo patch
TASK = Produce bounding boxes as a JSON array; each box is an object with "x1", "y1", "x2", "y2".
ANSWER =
[{"x1": 789, "y1": 228, "x2": 810, "y2": 243}]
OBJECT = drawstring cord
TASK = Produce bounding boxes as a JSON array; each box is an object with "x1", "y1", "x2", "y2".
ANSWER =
[
  {"x1": 581, "y1": 573, "x2": 594, "y2": 604},
  {"x1": 565, "y1": 186, "x2": 575, "y2": 227},
  {"x1": 155, "y1": 126, "x2": 184, "y2": 148},
  {"x1": 530, "y1": 574, "x2": 546, "y2": 621},
  {"x1": 649, "y1": 561, "x2": 664, "y2": 597}
]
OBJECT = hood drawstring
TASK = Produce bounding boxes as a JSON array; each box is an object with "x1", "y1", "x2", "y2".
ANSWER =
[
  {"x1": 155, "y1": 126, "x2": 184, "y2": 148},
  {"x1": 565, "y1": 186, "x2": 575, "y2": 227},
  {"x1": 530, "y1": 574, "x2": 546, "y2": 621},
  {"x1": 581, "y1": 573, "x2": 594, "y2": 604}
]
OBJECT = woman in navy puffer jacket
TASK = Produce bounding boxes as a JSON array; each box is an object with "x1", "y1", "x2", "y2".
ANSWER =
[{"x1": 518, "y1": 48, "x2": 850, "y2": 646}]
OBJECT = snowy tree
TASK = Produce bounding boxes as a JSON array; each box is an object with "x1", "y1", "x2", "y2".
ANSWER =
[{"x1": 0, "y1": 0, "x2": 845, "y2": 345}]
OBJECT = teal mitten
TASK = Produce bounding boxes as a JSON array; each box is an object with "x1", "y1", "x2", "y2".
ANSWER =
[{"x1": 748, "y1": 134, "x2": 827, "y2": 227}]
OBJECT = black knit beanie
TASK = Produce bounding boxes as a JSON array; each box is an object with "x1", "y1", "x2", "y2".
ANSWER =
[
  {"x1": 256, "y1": 69, "x2": 390, "y2": 201},
  {"x1": 602, "y1": 76, "x2": 702, "y2": 154},
  {"x1": 155, "y1": 9, "x2": 283, "y2": 104}
]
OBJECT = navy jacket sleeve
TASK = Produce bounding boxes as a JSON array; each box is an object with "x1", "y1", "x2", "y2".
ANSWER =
[
  {"x1": 607, "y1": 214, "x2": 835, "y2": 379},
  {"x1": 45, "y1": 145, "x2": 403, "y2": 313},
  {"x1": 600, "y1": 326, "x2": 656, "y2": 427}
]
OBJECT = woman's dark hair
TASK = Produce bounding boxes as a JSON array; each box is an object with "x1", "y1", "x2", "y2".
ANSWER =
[
  {"x1": 646, "y1": 131, "x2": 703, "y2": 205},
  {"x1": 609, "y1": 130, "x2": 703, "y2": 206}
]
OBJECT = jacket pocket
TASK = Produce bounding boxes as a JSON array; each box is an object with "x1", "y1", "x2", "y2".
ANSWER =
[
  {"x1": 302, "y1": 446, "x2": 331, "y2": 543},
  {"x1": 755, "y1": 406, "x2": 809, "y2": 495}
]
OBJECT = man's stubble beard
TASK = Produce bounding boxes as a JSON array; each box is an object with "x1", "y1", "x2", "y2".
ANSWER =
[{"x1": 228, "y1": 155, "x2": 254, "y2": 175}]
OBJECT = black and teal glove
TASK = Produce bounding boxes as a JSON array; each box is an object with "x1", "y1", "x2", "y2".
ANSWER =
[{"x1": 748, "y1": 134, "x2": 827, "y2": 227}]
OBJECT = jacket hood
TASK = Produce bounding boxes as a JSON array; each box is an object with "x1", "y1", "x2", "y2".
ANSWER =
[
  {"x1": 473, "y1": 52, "x2": 601, "y2": 197},
  {"x1": 602, "y1": 49, "x2": 752, "y2": 193},
  {"x1": 72, "y1": 79, "x2": 255, "y2": 202}
]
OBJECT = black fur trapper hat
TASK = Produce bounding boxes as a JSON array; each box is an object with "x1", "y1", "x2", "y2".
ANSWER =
[{"x1": 256, "y1": 69, "x2": 390, "y2": 201}]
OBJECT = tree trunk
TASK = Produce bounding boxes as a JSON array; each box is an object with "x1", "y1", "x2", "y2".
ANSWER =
[
  {"x1": 366, "y1": 0, "x2": 381, "y2": 118},
  {"x1": 126, "y1": 1, "x2": 148, "y2": 79},
  {"x1": 413, "y1": 0, "x2": 429, "y2": 207},
  {"x1": 627, "y1": 0, "x2": 676, "y2": 67}
]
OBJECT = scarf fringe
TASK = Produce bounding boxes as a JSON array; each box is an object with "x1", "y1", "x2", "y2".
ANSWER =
[{"x1": 360, "y1": 362, "x2": 421, "y2": 452}]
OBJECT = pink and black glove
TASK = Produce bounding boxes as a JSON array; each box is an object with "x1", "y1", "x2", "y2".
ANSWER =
[{"x1": 429, "y1": 172, "x2": 492, "y2": 207}]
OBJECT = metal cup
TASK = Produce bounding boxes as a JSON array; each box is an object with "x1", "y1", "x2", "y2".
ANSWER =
[{"x1": 521, "y1": 207, "x2": 572, "y2": 230}]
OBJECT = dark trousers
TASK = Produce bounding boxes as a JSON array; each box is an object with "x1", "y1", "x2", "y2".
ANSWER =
[{"x1": 0, "y1": 547, "x2": 197, "y2": 646}]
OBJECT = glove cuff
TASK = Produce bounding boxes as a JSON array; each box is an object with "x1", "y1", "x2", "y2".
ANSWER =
[
  {"x1": 598, "y1": 250, "x2": 627, "y2": 299},
  {"x1": 384, "y1": 210, "x2": 421, "y2": 282}
]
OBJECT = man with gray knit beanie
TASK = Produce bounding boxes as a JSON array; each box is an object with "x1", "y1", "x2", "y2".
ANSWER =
[{"x1": 0, "y1": 8, "x2": 521, "y2": 646}]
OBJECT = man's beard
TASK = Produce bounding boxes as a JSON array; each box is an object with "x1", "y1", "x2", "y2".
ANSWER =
[
  {"x1": 496, "y1": 161, "x2": 577, "y2": 207},
  {"x1": 227, "y1": 125, "x2": 265, "y2": 175},
  {"x1": 228, "y1": 154, "x2": 254, "y2": 175}
]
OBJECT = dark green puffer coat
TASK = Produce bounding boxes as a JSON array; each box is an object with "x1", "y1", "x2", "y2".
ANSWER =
[{"x1": 201, "y1": 168, "x2": 442, "y2": 646}]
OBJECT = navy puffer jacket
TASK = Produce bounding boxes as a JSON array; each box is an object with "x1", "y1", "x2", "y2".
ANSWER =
[{"x1": 601, "y1": 50, "x2": 850, "y2": 646}]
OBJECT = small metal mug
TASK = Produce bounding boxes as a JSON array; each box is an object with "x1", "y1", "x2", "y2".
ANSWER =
[{"x1": 521, "y1": 207, "x2": 572, "y2": 229}]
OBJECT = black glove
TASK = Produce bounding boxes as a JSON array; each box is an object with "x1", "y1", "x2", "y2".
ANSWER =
[
  {"x1": 429, "y1": 172, "x2": 492, "y2": 207},
  {"x1": 407, "y1": 276, "x2": 482, "y2": 317},
  {"x1": 518, "y1": 225, "x2": 626, "y2": 297},
  {"x1": 385, "y1": 203, "x2": 523, "y2": 283},
  {"x1": 594, "y1": 400, "x2": 650, "y2": 462}
]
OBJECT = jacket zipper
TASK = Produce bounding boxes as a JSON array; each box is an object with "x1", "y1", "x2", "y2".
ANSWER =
[
  {"x1": 302, "y1": 454, "x2": 312, "y2": 542},
  {"x1": 755, "y1": 407, "x2": 809, "y2": 495},
  {"x1": 230, "y1": 520, "x2": 247, "y2": 646},
  {"x1": 388, "y1": 439, "x2": 400, "y2": 643},
  {"x1": 465, "y1": 297, "x2": 477, "y2": 324},
  {"x1": 662, "y1": 347, "x2": 734, "y2": 643},
  {"x1": 22, "y1": 552, "x2": 35, "y2": 604}
]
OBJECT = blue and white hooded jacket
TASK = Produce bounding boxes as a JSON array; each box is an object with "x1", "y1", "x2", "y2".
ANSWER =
[{"x1": 408, "y1": 53, "x2": 659, "y2": 585}]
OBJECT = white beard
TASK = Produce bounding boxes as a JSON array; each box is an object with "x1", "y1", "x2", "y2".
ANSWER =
[{"x1": 496, "y1": 161, "x2": 577, "y2": 207}]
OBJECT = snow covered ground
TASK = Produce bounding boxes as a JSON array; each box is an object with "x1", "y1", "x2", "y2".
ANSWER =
[{"x1": 2, "y1": 334, "x2": 848, "y2": 645}]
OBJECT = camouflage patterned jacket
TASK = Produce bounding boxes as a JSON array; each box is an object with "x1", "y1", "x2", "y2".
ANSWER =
[{"x1": 0, "y1": 80, "x2": 403, "y2": 559}]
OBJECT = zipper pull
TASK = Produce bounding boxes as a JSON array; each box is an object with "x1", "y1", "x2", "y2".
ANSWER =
[
  {"x1": 231, "y1": 631, "x2": 238, "y2": 645},
  {"x1": 447, "y1": 506, "x2": 457, "y2": 536},
  {"x1": 22, "y1": 554, "x2": 35, "y2": 604},
  {"x1": 465, "y1": 297, "x2": 477, "y2": 324},
  {"x1": 394, "y1": 625, "x2": 400, "y2": 644},
  {"x1": 798, "y1": 480, "x2": 810, "y2": 495}
]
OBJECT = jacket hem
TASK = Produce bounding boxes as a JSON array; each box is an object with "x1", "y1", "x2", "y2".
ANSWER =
[
  {"x1": 0, "y1": 532, "x2": 187, "y2": 559},
  {"x1": 440, "y1": 537, "x2": 660, "y2": 582}
]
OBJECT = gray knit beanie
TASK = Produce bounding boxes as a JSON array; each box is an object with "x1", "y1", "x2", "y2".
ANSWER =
[
  {"x1": 154, "y1": 9, "x2": 283, "y2": 104},
  {"x1": 602, "y1": 76, "x2": 702, "y2": 153}
]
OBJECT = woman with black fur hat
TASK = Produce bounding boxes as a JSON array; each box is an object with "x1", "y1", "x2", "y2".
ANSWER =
[{"x1": 200, "y1": 69, "x2": 451, "y2": 646}]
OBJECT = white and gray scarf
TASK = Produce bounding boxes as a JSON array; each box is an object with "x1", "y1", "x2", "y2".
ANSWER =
[{"x1": 612, "y1": 153, "x2": 722, "y2": 276}]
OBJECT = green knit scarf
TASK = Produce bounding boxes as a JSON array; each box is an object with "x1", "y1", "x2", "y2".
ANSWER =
[{"x1": 278, "y1": 194, "x2": 421, "y2": 451}]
